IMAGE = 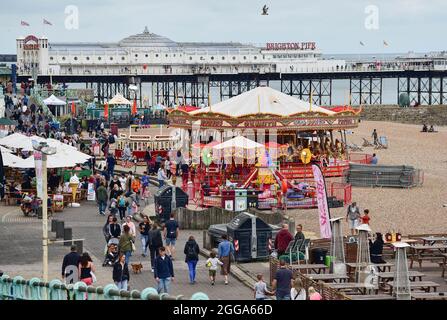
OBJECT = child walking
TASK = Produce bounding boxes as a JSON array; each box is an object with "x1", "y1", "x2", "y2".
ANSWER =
[
  {"x1": 253, "y1": 274, "x2": 274, "y2": 300},
  {"x1": 205, "y1": 251, "x2": 223, "y2": 286}
]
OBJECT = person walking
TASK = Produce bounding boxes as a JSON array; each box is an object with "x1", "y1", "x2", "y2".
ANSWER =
[
  {"x1": 163, "y1": 213, "x2": 179, "y2": 259},
  {"x1": 144, "y1": 147, "x2": 152, "y2": 174},
  {"x1": 217, "y1": 234, "x2": 234, "y2": 285},
  {"x1": 372, "y1": 129, "x2": 378, "y2": 146},
  {"x1": 96, "y1": 182, "x2": 108, "y2": 215},
  {"x1": 254, "y1": 273, "x2": 274, "y2": 300},
  {"x1": 165, "y1": 157, "x2": 171, "y2": 179},
  {"x1": 112, "y1": 253, "x2": 130, "y2": 291},
  {"x1": 275, "y1": 224, "x2": 294, "y2": 256},
  {"x1": 122, "y1": 215, "x2": 136, "y2": 237},
  {"x1": 78, "y1": 252, "x2": 96, "y2": 286},
  {"x1": 346, "y1": 202, "x2": 361, "y2": 235},
  {"x1": 308, "y1": 286, "x2": 323, "y2": 300},
  {"x1": 109, "y1": 217, "x2": 122, "y2": 239},
  {"x1": 148, "y1": 223, "x2": 163, "y2": 273},
  {"x1": 157, "y1": 162, "x2": 167, "y2": 188},
  {"x1": 131, "y1": 176, "x2": 141, "y2": 204},
  {"x1": 106, "y1": 153, "x2": 116, "y2": 177},
  {"x1": 139, "y1": 215, "x2": 151, "y2": 257},
  {"x1": 118, "y1": 225, "x2": 135, "y2": 264},
  {"x1": 272, "y1": 259, "x2": 294, "y2": 300},
  {"x1": 109, "y1": 182, "x2": 122, "y2": 201},
  {"x1": 154, "y1": 247, "x2": 174, "y2": 294},
  {"x1": 117, "y1": 194, "x2": 128, "y2": 221},
  {"x1": 290, "y1": 278, "x2": 306, "y2": 300},
  {"x1": 61, "y1": 245, "x2": 80, "y2": 284},
  {"x1": 102, "y1": 214, "x2": 114, "y2": 243},
  {"x1": 184, "y1": 235, "x2": 200, "y2": 284},
  {"x1": 205, "y1": 251, "x2": 223, "y2": 286}
]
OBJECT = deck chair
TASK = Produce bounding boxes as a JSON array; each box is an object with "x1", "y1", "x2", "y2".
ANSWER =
[
  {"x1": 348, "y1": 143, "x2": 363, "y2": 152},
  {"x1": 362, "y1": 138, "x2": 374, "y2": 147},
  {"x1": 374, "y1": 136, "x2": 388, "y2": 149}
]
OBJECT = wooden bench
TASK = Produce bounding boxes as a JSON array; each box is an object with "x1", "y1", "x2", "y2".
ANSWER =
[
  {"x1": 346, "y1": 262, "x2": 394, "y2": 274},
  {"x1": 307, "y1": 274, "x2": 349, "y2": 283},
  {"x1": 387, "y1": 281, "x2": 440, "y2": 295},
  {"x1": 328, "y1": 282, "x2": 378, "y2": 295},
  {"x1": 348, "y1": 294, "x2": 396, "y2": 300},
  {"x1": 291, "y1": 264, "x2": 328, "y2": 274},
  {"x1": 377, "y1": 271, "x2": 425, "y2": 283},
  {"x1": 411, "y1": 292, "x2": 447, "y2": 300}
]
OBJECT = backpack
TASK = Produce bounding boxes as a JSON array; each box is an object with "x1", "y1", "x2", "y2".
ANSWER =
[
  {"x1": 118, "y1": 197, "x2": 126, "y2": 207},
  {"x1": 187, "y1": 243, "x2": 196, "y2": 258},
  {"x1": 108, "y1": 135, "x2": 115, "y2": 144}
]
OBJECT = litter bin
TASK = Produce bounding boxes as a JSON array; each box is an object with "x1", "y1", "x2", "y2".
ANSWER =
[
  {"x1": 221, "y1": 189, "x2": 235, "y2": 211},
  {"x1": 247, "y1": 189, "x2": 259, "y2": 209},
  {"x1": 311, "y1": 248, "x2": 328, "y2": 264},
  {"x1": 153, "y1": 185, "x2": 188, "y2": 223},
  {"x1": 226, "y1": 212, "x2": 272, "y2": 262},
  {"x1": 234, "y1": 189, "x2": 247, "y2": 212}
]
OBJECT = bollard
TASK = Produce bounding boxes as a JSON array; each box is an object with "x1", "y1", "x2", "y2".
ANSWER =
[
  {"x1": 64, "y1": 228, "x2": 73, "y2": 246},
  {"x1": 74, "y1": 240, "x2": 83, "y2": 254},
  {"x1": 56, "y1": 220, "x2": 65, "y2": 239},
  {"x1": 51, "y1": 219, "x2": 58, "y2": 233}
]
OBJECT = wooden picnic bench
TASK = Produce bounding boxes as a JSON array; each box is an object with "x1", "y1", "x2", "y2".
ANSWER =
[
  {"x1": 411, "y1": 292, "x2": 447, "y2": 300},
  {"x1": 346, "y1": 262, "x2": 394, "y2": 274},
  {"x1": 327, "y1": 282, "x2": 378, "y2": 295},
  {"x1": 307, "y1": 274, "x2": 349, "y2": 283},
  {"x1": 387, "y1": 281, "x2": 440, "y2": 295},
  {"x1": 348, "y1": 294, "x2": 396, "y2": 300},
  {"x1": 377, "y1": 271, "x2": 425, "y2": 283},
  {"x1": 421, "y1": 236, "x2": 447, "y2": 245},
  {"x1": 409, "y1": 244, "x2": 447, "y2": 270},
  {"x1": 291, "y1": 264, "x2": 328, "y2": 274}
]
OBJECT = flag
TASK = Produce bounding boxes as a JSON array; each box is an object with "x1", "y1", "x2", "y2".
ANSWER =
[
  {"x1": 21, "y1": 21, "x2": 30, "y2": 26},
  {"x1": 383, "y1": 40, "x2": 389, "y2": 46},
  {"x1": 104, "y1": 102, "x2": 109, "y2": 120},
  {"x1": 360, "y1": 41, "x2": 365, "y2": 46},
  {"x1": 71, "y1": 101, "x2": 76, "y2": 116},
  {"x1": 312, "y1": 164, "x2": 332, "y2": 239},
  {"x1": 132, "y1": 98, "x2": 137, "y2": 116},
  {"x1": 43, "y1": 19, "x2": 52, "y2": 26}
]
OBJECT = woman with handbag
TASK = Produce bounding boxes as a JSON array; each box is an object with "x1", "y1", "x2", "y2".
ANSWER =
[
  {"x1": 78, "y1": 252, "x2": 96, "y2": 286},
  {"x1": 119, "y1": 225, "x2": 135, "y2": 264},
  {"x1": 113, "y1": 253, "x2": 130, "y2": 290}
]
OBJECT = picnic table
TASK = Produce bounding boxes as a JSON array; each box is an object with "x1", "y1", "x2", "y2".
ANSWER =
[
  {"x1": 307, "y1": 274, "x2": 349, "y2": 283},
  {"x1": 346, "y1": 262, "x2": 394, "y2": 274},
  {"x1": 348, "y1": 294, "x2": 396, "y2": 301},
  {"x1": 377, "y1": 271, "x2": 425, "y2": 283},
  {"x1": 328, "y1": 282, "x2": 378, "y2": 295},
  {"x1": 409, "y1": 244, "x2": 447, "y2": 269},
  {"x1": 387, "y1": 281, "x2": 440, "y2": 295},
  {"x1": 291, "y1": 264, "x2": 328, "y2": 274},
  {"x1": 421, "y1": 236, "x2": 447, "y2": 245},
  {"x1": 411, "y1": 292, "x2": 447, "y2": 300}
]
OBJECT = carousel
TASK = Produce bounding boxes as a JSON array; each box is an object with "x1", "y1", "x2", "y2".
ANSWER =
[{"x1": 168, "y1": 86, "x2": 364, "y2": 210}]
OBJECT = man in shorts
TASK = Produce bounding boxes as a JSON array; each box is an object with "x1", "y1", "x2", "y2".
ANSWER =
[{"x1": 163, "y1": 213, "x2": 179, "y2": 260}]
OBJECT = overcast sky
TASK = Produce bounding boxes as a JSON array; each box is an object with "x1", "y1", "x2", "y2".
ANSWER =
[{"x1": 1, "y1": 0, "x2": 446, "y2": 54}]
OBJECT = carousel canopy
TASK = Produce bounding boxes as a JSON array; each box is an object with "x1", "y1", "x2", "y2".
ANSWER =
[
  {"x1": 190, "y1": 86, "x2": 335, "y2": 117},
  {"x1": 108, "y1": 93, "x2": 131, "y2": 105},
  {"x1": 43, "y1": 95, "x2": 66, "y2": 106},
  {"x1": 213, "y1": 136, "x2": 264, "y2": 150}
]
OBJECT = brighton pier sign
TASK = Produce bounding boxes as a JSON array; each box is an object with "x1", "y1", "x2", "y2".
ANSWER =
[{"x1": 266, "y1": 42, "x2": 317, "y2": 51}]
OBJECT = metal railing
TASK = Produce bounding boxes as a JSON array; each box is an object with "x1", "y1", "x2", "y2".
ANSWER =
[{"x1": 0, "y1": 274, "x2": 209, "y2": 300}]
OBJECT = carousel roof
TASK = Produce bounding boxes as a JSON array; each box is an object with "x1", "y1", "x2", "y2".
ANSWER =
[{"x1": 189, "y1": 86, "x2": 335, "y2": 117}]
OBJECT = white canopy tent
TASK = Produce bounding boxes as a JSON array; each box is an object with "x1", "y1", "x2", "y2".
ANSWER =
[
  {"x1": 212, "y1": 136, "x2": 264, "y2": 162},
  {"x1": 43, "y1": 94, "x2": 66, "y2": 106},
  {"x1": 108, "y1": 93, "x2": 131, "y2": 105},
  {"x1": 1, "y1": 151, "x2": 27, "y2": 167},
  {"x1": 190, "y1": 86, "x2": 335, "y2": 117}
]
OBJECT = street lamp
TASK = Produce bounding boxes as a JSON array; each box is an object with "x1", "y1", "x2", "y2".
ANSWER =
[{"x1": 33, "y1": 141, "x2": 56, "y2": 289}]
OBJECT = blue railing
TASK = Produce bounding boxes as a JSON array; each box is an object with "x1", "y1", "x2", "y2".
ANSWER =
[{"x1": 0, "y1": 274, "x2": 209, "y2": 300}]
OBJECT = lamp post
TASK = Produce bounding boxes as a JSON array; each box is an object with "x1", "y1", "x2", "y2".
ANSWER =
[{"x1": 33, "y1": 141, "x2": 56, "y2": 293}]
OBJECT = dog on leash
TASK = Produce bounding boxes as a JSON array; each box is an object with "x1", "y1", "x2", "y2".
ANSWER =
[{"x1": 131, "y1": 263, "x2": 143, "y2": 274}]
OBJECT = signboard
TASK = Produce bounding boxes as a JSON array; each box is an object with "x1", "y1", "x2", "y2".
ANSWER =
[
  {"x1": 33, "y1": 150, "x2": 43, "y2": 198},
  {"x1": 312, "y1": 164, "x2": 332, "y2": 239},
  {"x1": 87, "y1": 183, "x2": 96, "y2": 201},
  {"x1": 266, "y1": 42, "x2": 316, "y2": 51},
  {"x1": 24, "y1": 35, "x2": 39, "y2": 50}
]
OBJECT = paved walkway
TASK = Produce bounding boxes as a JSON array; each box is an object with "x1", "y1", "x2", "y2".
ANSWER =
[{"x1": 0, "y1": 193, "x2": 253, "y2": 299}]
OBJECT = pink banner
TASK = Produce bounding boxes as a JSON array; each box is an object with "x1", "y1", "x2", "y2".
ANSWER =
[{"x1": 312, "y1": 164, "x2": 332, "y2": 239}]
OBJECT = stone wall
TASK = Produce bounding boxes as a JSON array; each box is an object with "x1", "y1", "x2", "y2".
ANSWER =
[{"x1": 360, "y1": 105, "x2": 447, "y2": 126}]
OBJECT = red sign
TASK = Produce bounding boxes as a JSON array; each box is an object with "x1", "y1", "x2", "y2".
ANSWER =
[
  {"x1": 266, "y1": 42, "x2": 316, "y2": 51},
  {"x1": 24, "y1": 35, "x2": 39, "y2": 50}
]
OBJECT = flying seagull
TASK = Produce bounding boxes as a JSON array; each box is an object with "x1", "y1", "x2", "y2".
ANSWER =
[{"x1": 262, "y1": 5, "x2": 269, "y2": 15}]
